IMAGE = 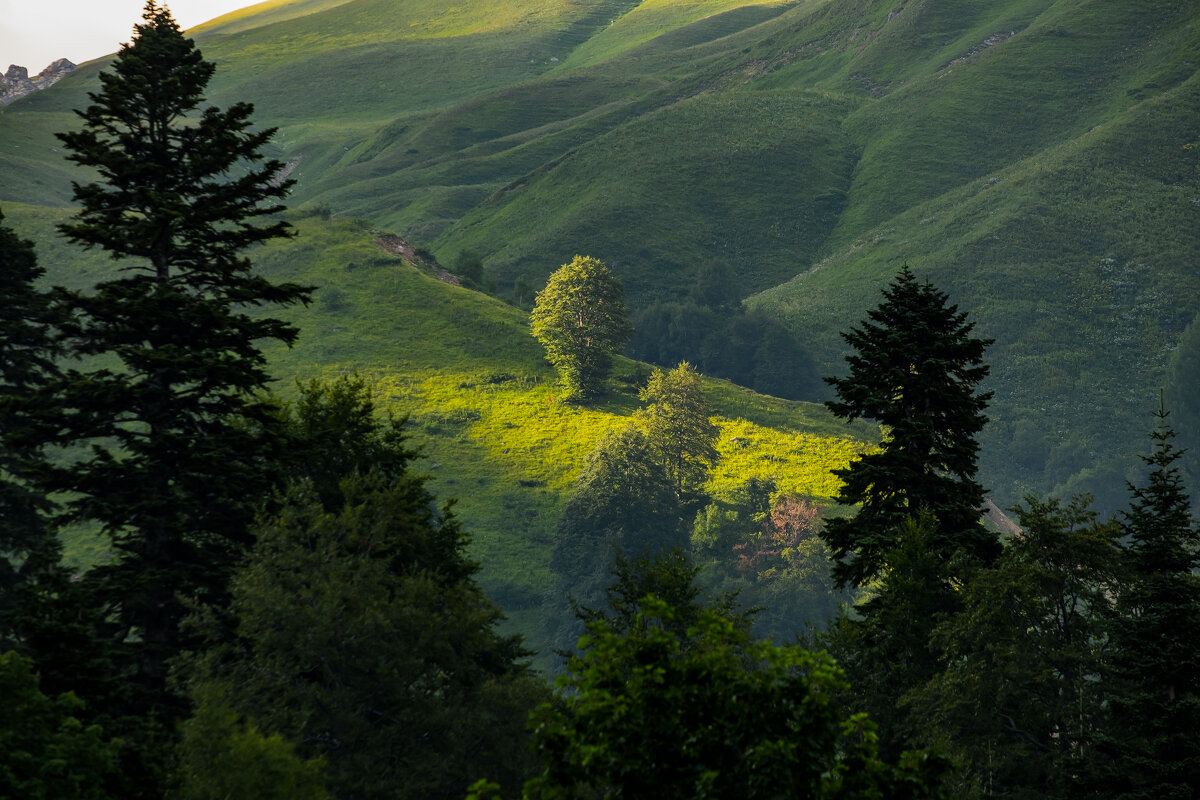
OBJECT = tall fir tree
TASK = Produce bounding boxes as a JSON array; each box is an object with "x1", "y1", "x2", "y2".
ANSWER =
[
  {"x1": 31, "y1": 0, "x2": 310, "y2": 734},
  {"x1": 822, "y1": 264, "x2": 997, "y2": 590},
  {"x1": 1089, "y1": 406, "x2": 1200, "y2": 799}
]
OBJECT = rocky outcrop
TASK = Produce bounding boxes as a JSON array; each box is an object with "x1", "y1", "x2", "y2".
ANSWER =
[{"x1": 0, "y1": 59, "x2": 77, "y2": 105}]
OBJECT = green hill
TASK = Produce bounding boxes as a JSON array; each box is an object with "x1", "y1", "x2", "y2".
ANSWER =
[
  {"x1": 0, "y1": 196, "x2": 872, "y2": 661},
  {"x1": 1, "y1": 0, "x2": 1197, "y2": 527}
]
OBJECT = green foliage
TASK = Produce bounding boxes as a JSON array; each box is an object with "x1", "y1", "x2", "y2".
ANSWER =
[
  {"x1": 0, "y1": 208, "x2": 61, "y2": 604},
  {"x1": 691, "y1": 480, "x2": 849, "y2": 641},
  {"x1": 27, "y1": 2, "x2": 312, "y2": 734},
  {"x1": 531, "y1": 255, "x2": 632, "y2": 400},
  {"x1": 0, "y1": 651, "x2": 119, "y2": 800},
  {"x1": 912, "y1": 496, "x2": 1120, "y2": 799},
  {"x1": 823, "y1": 265, "x2": 997, "y2": 590},
  {"x1": 526, "y1": 594, "x2": 951, "y2": 799},
  {"x1": 173, "y1": 685, "x2": 328, "y2": 800},
  {"x1": 629, "y1": 301, "x2": 821, "y2": 402},
  {"x1": 545, "y1": 422, "x2": 682, "y2": 655},
  {"x1": 1087, "y1": 410, "x2": 1200, "y2": 799},
  {"x1": 276, "y1": 373, "x2": 415, "y2": 511},
  {"x1": 826, "y1": 515, "x2": 958, "y2": 759},
  {"x1": 188, "y1": 471, "x2": 545, "y2": 800},
  {"x1": 574, "y1": 547, "x2": 751, "y2": 642},
  {"x1": 455, "y1": 249, "x2": 486, "y2": 288},
  {"x1": 635, "y1": 361, "x2": 719, "y2": 502}
]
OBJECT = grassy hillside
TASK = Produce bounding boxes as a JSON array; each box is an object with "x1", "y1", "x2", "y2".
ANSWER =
[
  {"x1": 249, "y1": 216, "x2": 876, "y2": 652},
  {"x1": 3, "y1": 195, "x2": 873, "y2": 658},
  {"x1": 1, "y1": 0, "x2": 1197, "y2": 515}
]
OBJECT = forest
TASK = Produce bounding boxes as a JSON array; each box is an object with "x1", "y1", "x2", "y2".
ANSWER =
[{"x1": 2, "y1": 4, "x2": 1199, "y2": 800}]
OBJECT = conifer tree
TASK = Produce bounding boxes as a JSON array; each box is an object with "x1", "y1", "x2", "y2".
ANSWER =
[
  {"x1": 34, "y1": 0, "x2": 310, "y2": 722},
  {"x1": 1089, "y1": 407, "x2": 1200, "y2": 798},
  {"x1": 912, "y1": 496, "x2": 1119, "y2": 798},
  {"x1": 822, "y1": 265, "x2": 997, "y2": 589}
]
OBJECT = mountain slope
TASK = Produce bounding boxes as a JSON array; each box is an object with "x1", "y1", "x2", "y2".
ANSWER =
[
  {"x1": 0, "y1": 199, "x2": 872, "y2": 662},
  {"x1": 1, "y1": 0, "x2": 1197, "y2": 510}
]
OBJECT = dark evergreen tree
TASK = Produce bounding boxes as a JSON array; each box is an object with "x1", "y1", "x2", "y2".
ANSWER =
[
  {"x1": 824, "y1": 514, "x2": 953, "y2": 759},
  {"x1": 822, "y1": 265, "x2": 997, "y2": 589},
  {"x1": 1089, "y1": 408, "x2": 1200, "y2": 799},
  {"x1": 0, "y1": 209, "x2": 62, "y2": 612},
  {"x1": 30, "y1": 0, "x2": 310, "y2": 735}
]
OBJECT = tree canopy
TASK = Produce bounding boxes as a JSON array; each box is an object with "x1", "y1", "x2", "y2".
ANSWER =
[
  {"x1": 531, "y1": 255, "x2": 632, "y2": 400},
  {"x1": 822, "y1": 264, "x2": 997, "y2": 589},
  {"x1": 33, "y1": 0, "x2": 311, "y2": 705},
  {"x1": 525, "y1": 593, "x2": 951, "y2": 800},
  {"x1": 635, "y1": 361, "x2": 719, "y2": 503},
  {"x1": 184, "y1": 470, "x2": 545, "y2": 800}
]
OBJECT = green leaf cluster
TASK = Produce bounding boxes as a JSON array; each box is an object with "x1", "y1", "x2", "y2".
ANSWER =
[
  {"x1": 527, "y1": 594, "x2": 951, "y2": 800},
  {"x1": 0, "y1": 651, "x2": 118, "y2": 800},
  {"x1": 185, "y1": 469, "x2": 545, "y2": 800},
  {"x1": 531, "y1": 255, "x2": 632, "y2": 400},
  {"x1": 635, "y1": 361, "x2": 719, "y2": 503}
]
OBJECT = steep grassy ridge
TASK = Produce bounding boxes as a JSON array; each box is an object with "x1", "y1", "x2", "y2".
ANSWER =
[
  {"x1": 753, "y1": 70, "x2": 1200, "y2": 503},
  {"x1": 441, "y1": 89, "x2": 858, "y2": 301}
]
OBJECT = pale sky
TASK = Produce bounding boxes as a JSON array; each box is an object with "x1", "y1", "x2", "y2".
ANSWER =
[{"x1": 1, "y1": 1, "x2": 256, "y2": 73}]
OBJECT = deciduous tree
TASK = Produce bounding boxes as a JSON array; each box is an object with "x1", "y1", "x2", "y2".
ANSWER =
[
  {"x1": 531, "y1": 255, "x2": 632, "y2": 400},
  {"x1": 525, "y1": 593, "x2": 951, "y2": 800},
  {"x1": 635, "y1": 361, "x2": 719, "y2": 504},
  {"x1": 544, "y1": 423, "x2": 681, "y2": 654},
  {"x1": 185, "y1": 471, "x2": 545, "y2": 800},
  {"x1": 0, "y1": 651, "x2": 119, "y2": 800}
]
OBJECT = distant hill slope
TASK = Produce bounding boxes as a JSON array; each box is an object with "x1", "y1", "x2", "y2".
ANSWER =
[{"x1": 1, "y1": 0, "x2": 1197, "y2": 508}]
